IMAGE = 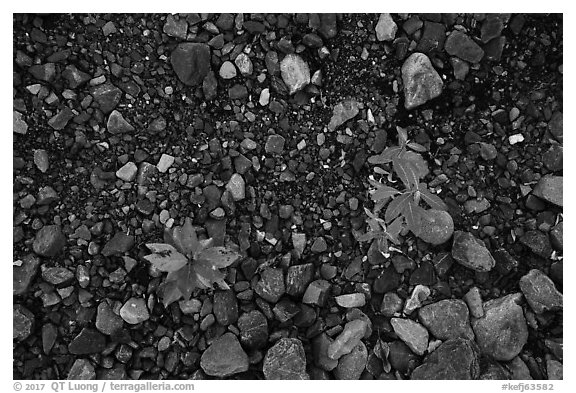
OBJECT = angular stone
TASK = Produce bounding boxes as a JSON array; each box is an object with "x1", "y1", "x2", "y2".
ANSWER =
[
  {"x1": 67, "y1": 359, "x2": 96, "y2": 380},
  {"x1": 96, "y1": 302, "x2": 124, "y2": 335},
  {"x1": 42, "y1": 323, "x2": 57, "y2": 354},
  {"x1": 328, "y1": 99, "x2": 359, "y2": 131},
  {"x1": 380, "y1": 292, "x2": 403, "y2": 317},
  {"x1": 445, "y1": 30, "x2": 485, "y2": 63},
  {"x1": 532, "y1": 175, "x2": 563, "y2": 207},
  {"x1": 472, "y1": 293, "x2": 528, "y2": 361},
  {"x1": 14, "y1": 304, "x2": 34, "y2": 341},
  {"x1": 312, "y1": 333, "x2": 338, "y2": 371},
  {"x1": 213, "y1": 290, "x2": 238, "y2": 326},
  {"x1": 302, "y1": 279, "x2": 331, "y2": 306},
  {"x1": 163, "y1": 14, "x2": 188, "y2": 40},
  {"x1": 318, "y1": 13, "x2": 337, "y2": 39},
  {"x1": 14, "y1": 111, "x2": 28, "y2": 134},
  {"x1": 34, "y1": 149, "x2": 49, "y2": 173},
  {"x1": 238, "y1": 310, "x2": 268, "y2": 349},
  {"x1": 116, "y1": 162, "x2": 138, "y2": 182},
  {"x1": 29, "y1": 63, "x2": 56, "y2": 82},
  {"x1": 334, "y1": 341, "x2": 367, "y2": 380},
  {"x1": 550, "y1": 222, "x2": 563, "y2": 251},
  {"x1": 411, "y1": 338, "x2": 480, "y2": 379},
  {"x1": 401, "y1": 52, "x2": 443, "y2": 110},
  {"x1": 418, "y1": 299, "x2": 474, "y2": 340},
  {"x1": 417, "y1": 21, "x2": 446, "y2": 52},
  {"x1": 90, "y1": 83, "x2": 122, "y2": 114},
  {"x1": 481, "y1": 15, "x2": 504, "y2": 43},
  {"x1": 171, "y1": 43, "x2": 211, "y2": 86},
  {"x1": 107, "y1": 110, "x2": 134, "y2": 134},
  {"x1": 255, "y1": 268, "x2": 285, "y2": 303},
  {"x1": 68, "y1": 328, "x2": 106, "y2": 355},
  {"x1": 235, "y1": 53, "x2": 253, "y2": 76},
  {"x1": 48, "y1": 107, "x2": 74, "y2": 130},
  {"x1": 548, "y1": 111, "x2": 562, "y2": 143},
  {"x1": 14, "y1": 254, "x2": 41, "y2": 296},
  {"x1": 200, "y1": 332, "x2": 249, "y2": 377},
  {"x1": 62, "y1": 64, "x2": 91, "y2": 88},
  {"x1": 265, "y1": 134, "x2": 286, "y2": 154},
  {"x1": 41, "y1": 267, "x2": 74, "y2": 285},
  {"x1": 101, "y1": 232, "x2": 134, "y2": 256},
  {"x1": 452, "y1": 231, "x2": 495, "y2": 272},
  {"x1": 263, "y1": 338, "x2": 309, "y2": 380},
  {"x1": 375, "y1": 13, "x2": 397, "y2": 41},
  {"x1": 418, "y1": 209, "x2": 454, "y2": 245},
  {"x1": 519, "y1": 230, "x2": 553, "y2": 258},
  {"x1": 390, "y1": 318, "x2": 428, "y2": 356},
  {"x1": 403, "y1": 284, "x2": 431, "y2": 315},
  {"x1": 335, "y1": 293, "x2": 366, "y2": 308},
  {"x1": 33, "y1": 225, "x2": 66, "y2": 257},
  {"x1": 285, "y1": 263, "x2": 314, "y2": 297},
  {"x1": 280, "y1": 54, "x2": 310, "y2": 95},
  {"x1": 37, "y1": 186, "x2": 59, "y2": 205},
  {"x1": 519, "y1": 269, "x2": 563, "y2": 314},
  {"x1": 328, "y1": 319, "x2": 368, "y2": 360},
  {"x1": 546, "y1": 359, "x2": 563, "y2": 380},
  {"x1": 120, "y1": 298, "x2": 149, "y2": 324},
  {"x1": 225, "y1": 173, "x2": 245, "y2": 201}
]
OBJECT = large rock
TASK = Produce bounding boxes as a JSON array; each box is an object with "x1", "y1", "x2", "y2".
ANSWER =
[
  {"x1": 312, "y1": 333, "x2": 338, "y2": 371},
  {"x1": 33, "y1": 225, "x2": 66, "y2": 257},
  {"x1": 285, "y1": 263, "x2": 314, "y2": 296},
  {"x1": 328, "y1": 99, "x2": 359, "y2": 131},
  {"x1": 68, "y1": 328, "x2": 106, "y2": 355},
  {"x1": 519, "y1": 269, "x2": 563, "y2": 314},
  {"x1": 391, "y1": 318, "x2": 429, "y2": 356},
  {"x1": 14, "y1": 254, "x2": 41, "y2": 295},
  {"x1": 327, "y1": 319, "x2": 368, "y2": 360},
  {"x1": 263, "y1": 338, "x2": 309, "y2": 379},
  {"x1": 445, "y1": 30, "x2": 485, "y2": 63},
  {"x1": 96, "y1": 302, "x2": 124, "y2": 335},
  {"x1": 532, "y1": 175, "x2": 563, "y2": 207},
  {"x1": 200, "y1": 333, "x2": 249, "y2": 377},
  {"x1": 472, "y1": 293, "x2": 528, "y2": 361},
  {"x1": 375, "y1": 13, "x2": 397, "y2": 41},
  {"x1": 171, "y1": 43, "x2": 211, "y2": 86},
  {"x1": 451, "y1": 231, "x2": 495, "y2": 272},
  {"x1": 254, "y1": 268, "x2": 285, "y2": 303},
  {"x1": 418, "y1": 299, "x2": 474, "y2": 340},
  {"x1": 14, "y1": 111, "x2": 28, "y2": 134},
  {"x1": 334, "y1": 341, "x2": 367, "y2": 380},
  {"x1": 101, "y1": 232, "x2": 134, "y2": 256},
  {"x1": 418, "y1": 209, "x2": 454, "y2": 245},
  {"x1": 90, "y1": 83, "x2": 122, "y2": 114},
  {"x1": 411, "y1": 338, "x2": 480, "y2": 379},
  {"x1": 401, "y1": 53, "x2": 443, "y2": 110},
  {"x1": 14, "y1": 304, "x2": 35, "y2": 341},
  {"x1": 280, "y1": 54, "x2": 310, "y2": 95},
  {"x1": 107, "y1": 110, "x2": 135, "y2": 134},
  {"x1": 238, "y1": 310, "x2": 268, "y2": 349},
  {"x1": 213, "y1": 290, "x2": 238, "y2": 326}
]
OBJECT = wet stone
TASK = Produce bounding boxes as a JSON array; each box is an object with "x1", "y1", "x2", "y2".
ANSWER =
[
  {"x1": 285, "y1": 263, "x2": 314, "y2": 297},
  {"x1": 519, "y1": 269, "x2": 563, "y2": 314},
  {"x1": 411, "y1": 338, "x2": 480, "y2": 380},
  {"x1": 67, "y1": 359, "x2": 96, "y2": 380},
  {"x1": 418, "y1": 299, "x2": 474, "y2": 340},
  {"x1": 263, "y1": 338, "x2": 309, "y2": 380},
  {"x1": 238, "y1": 310, "x2": 268, "y2": 349},
  {"x1": 68, "y1": 328, "x2": 106, "y2": 355},
  {"x1": 14, "y1": 304, "x2": 34, "y2": 341},
  {"x1": 213, "y1": 290, "x2": 238, "y2": 326},
  {"x1": 254, "y1": 268, "x2": 285, "y2": 303},
  {"x1": 200, "y1": 332, "x2": 249, "y2": 377},
  {"x1": 445, "y1": 30, "x2": 485, "y2": 63},
  {"x1": 451, "y1": 231, "x2": 495, "y2": 272},
  {"x1": 401, "y1": 52, "x2": 443, "y2": 110},
  {"x1": 390, "y1": 318, "x2": 429, "y2": 356},
  {"x1": 33, "y1": 225, "x2": 66, "y2": 257}
]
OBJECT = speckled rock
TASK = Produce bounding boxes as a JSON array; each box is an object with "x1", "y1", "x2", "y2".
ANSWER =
[
  {"x1": 254, "y1": 268, "x2": 285, "y2": 303},
  {"x1": 334, "y1": 341, "x2": 367, "y2": 380},
  {"x1": 200, "y1": 332, "x2": 249, "y2": 377},
  {"x1": 391, "y1": 318, "x2": 429, "y2": 356},
  {"x1": 171, "y1": 43, "x2": 211, "y2": 86},
  {"x1": 411, "y1": 338, "x2": 480, "y2": 379},
  {"x1": 14, "y1": 254, "x2": 41, "y2": 295},
  {"x1": 67, "y1": 359, "x2": 96, "y2": 380},
  {"x1": 14, "y1": 304, "x2": 34, "y2": 341},
  {"x1": 280, "y1": 54, "x2": 310, "y2": 94},
  {"x1": 401, "y1": 52, "x2": 443, "y2": 110},
  {"x1": 451, "y1": 231, "x2": 495, "y2": 272},
  {"x1": 418, "y1": 209, "x2": 454, "y2": 245},
  {"x1": 238, "y1": 310, "x2": 268, "y2": 349},
  {"x1": 519, "y1": 269, "x2": 563, "y2": 314},
  {"x1": 375, "y1": 13, "x2": 397, "y2": 41},
  {"x1": 32, "y1": 225, "x2": 66, "y2": 257},
  {"x1": 532, "y1": 175, "x2": 563, "y2": 207},
  {"x1": 418, "y1": 299, "x2": 474, "y2": 340},
  {"x1": 328, "y1": 99, "x2": 359, "y2": 131},
  {"x1": 263, "y1": 338, "x2": 309, "y2": 380}
]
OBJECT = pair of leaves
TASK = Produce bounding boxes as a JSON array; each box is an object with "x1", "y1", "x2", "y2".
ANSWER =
[{"x1": 359, "y1": 208, "x2": 404, "y2": 253}]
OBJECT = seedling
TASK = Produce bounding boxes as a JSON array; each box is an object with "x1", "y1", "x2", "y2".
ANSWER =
[{"x1": 144, "y1": 217, "x2": 242, "y2": 307}]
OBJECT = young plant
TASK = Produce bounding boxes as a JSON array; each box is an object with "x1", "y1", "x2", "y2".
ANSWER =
[
  {"x1": 144, "y1": 218, "x2": 242, "y2": 307},
  {"x1": 357, "y1": 207, "x2": 403, "y2": 254}
]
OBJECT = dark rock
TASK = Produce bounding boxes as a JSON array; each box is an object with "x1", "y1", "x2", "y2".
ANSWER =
[
  {"x1": 33, "y1": 225, "x2": 66, "y2": 257},
  {"x1": 493, "y1": 248, "x2": 519, "y2": 275},
  {"x1": 14, "y1": 304, "x2": 34, "y2": 341},
  {"x1": 519, "y1": 230, "x2": 553, "y2": 258},
  {"x1": 67, "y1": 359, "x2": 96, "y2": 380},
  {"x1": 542, "y1": 145, "x2": 563, "y2": 172},
  {"x1": 334, "y1": 341, "x2": 367, "y2": 380},
  {"x1": 29, "y1": 63, "x2": 56, "y2": 82},
  {"x1": 200, "y1": 332, "x2": 249, "y2": 377},
  {"x1": 41, "y1": 267, "x2": 74, "y2": 285},
  {"x1": 273, "y1": 299, "x2": 300, "y2": 322},
  {"x1": 445, "y1": 30, "x2": 484, "y2": 63},
  {"x1": 68, "y1": 328, "x2": 106, "y2": 355},
  {"x1": 42, "y1": 323, "x2": 57, "y2": 354},
  {"x1": 401, "y1": 52, "x2": 443, "y2": 109},
  {"x1": 229, "y1": 84, "x2": 248, "y2": 99},
  {"x1": 416, "y1": 21, "x2": 446, "y2": 52},
  {"x1": 171, "y1": 43, "x2": 211, "y2": 86},
  {"x1": 96, "y1": 302, "x2": 124, "y2": 335},
  {"x1": 532, "y1": 175, "x2": 563, "y2": 207},
  {"x1": 265, "y1": 134, "x2": 286, "y2": 154},
  {"x1": 302, "y1": 279, "x2": 331, "y2": 306},
  {"x1": 107, "y1": 110, "x2": 134, "y2": 134},
  {"x1": 411, "y1": 338, "x2": 480, "y2": 379},
  {"x1": 418, "y1": 299, "x2": 474, "y2": 340},
  {"x1": 451, "y1": 231, "x2": 495, "y2": 272},
  {"x1": 550, "y1": 222, "x2": 563, "y2": 251},
  {"x1": 213, "y1": 290, "x2": 238, "y2": 326},
  {"x1": 548, "y1": 111, "x2": 562, "y2": 143},
  {"x1": 48, "y1": 108, "x2": 74, "y2": 130},
  {"x1": 409, "y1": 261, "x2": 436, "y2": 286},
  {"x1": 484, "y1": 36, "x2": 506, "y2": 61},
  {"x1": 481, "y1": 15, "x2": 504, "y2": 42},
  {"x1": 519, "y1": 269, "x2": 563, "y2": 314},
  {"x1": 286, "y1": 263, "x2": 314, "y2": 296},
  {"x1": 14, "y1": 254, "x2": 41, "y2": 295},
  {"x1": 90, "y1": 83, "x2": 122, "y2": 114},
  {"x1": 373, "y1": 265, "x2": 401, "y2": 293},
  {"x1": 254, "y1": 268, "x2": 285, "y2": 303},
  {"x1": 163, "y1": 14, "x2": 188, "y2": 39},
  {"x1": 101, "y1": 232, "x2": 134, "y2": 257},
  {"x1": 238, "y1": 310, "x2": 268, "y2": 349},
  {"x1": 388, "y1": 340, "x2": 419, "y2": 375},
  {"x1": 480, "y1": 360, "x2": 511, "y2": 380},
  {"x1": 263, "y1": 338, "x2": 309, "y2": 380},
  {"x1": 62, "y1": 64, "x2": 91, "y2": 88},
  {"x1": 318, "y1": 13, "x2": 337, "y2": 39},
  {"x1": 312, "y1": 333, "x2": 338, "y2": 371}
]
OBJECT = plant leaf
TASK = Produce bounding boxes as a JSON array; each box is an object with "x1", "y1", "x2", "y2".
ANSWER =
[
  {"x1": 144, "y1": 244, "x2": 188, "y2": 272},
  {"x1": 393, "y1": 157, "x2": 420, "y2": 190},
  {"x1": 397, "y1": 126, "x2": 408, "y2": 147},
  {"x1": 419, "y1": 186, "x2": 448, "y2": 211},
  {"x1": 407, "y1": 141, "x2": 427, "y2": 152},
  {"x1": 403, "y1": 201, "x2": 424, "y2": 236},
  {"x1": 385, "y1": 192, "x2": 412, "y2": 223},
  {"x1": 193, "y1": 238, "x2": 215, "y2": 259},
  {"x1": 376, "y1": 237, "x2": 389, "y2": 253},
  {"x1": 195, "y1": 246, "x2": 242, "y2": 268},
  {"x1": 358, "y1": 231, "x2": 384, "y2": 242},
  {"x1": 171, "y1": 217, "x2": 199, "y2": 257},
  {"x1": 193, "y1": 259, "x2": 227, "y2": 288},
  {"x1": 369, "y1": 179, "x2": 400, "y2": 203},
  {"x1": 385, "y1": 216, "x2": 404, "y2": 244},
  {"x1": 368, "y1": 146, "x2": 402, "y2": 164},
  {"x1": 159, "y1": 280, "x2": 183, "y2": 308},
  {"x1": 175, "y1": 264, "x2": 200, "y2": 300},
  {"x1": 400, "y1": 150, "x2": 429, "y2": 178}
]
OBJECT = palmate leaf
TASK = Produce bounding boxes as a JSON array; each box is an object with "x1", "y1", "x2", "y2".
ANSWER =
[
  {"x1": 357, "y1": 230, "x2": 384, "y2": 242},
  {"x1": 368, "y1": 146, "x2": 402, "y2": 164},
  {"x1": 403, "y1": 200, "x2": 425, "y2": 236},
  {"x1": 385, "y1": 216, "x2": 404, "y2": 245},
  {"x1": 369, "y1": 179, "x2": 400, "y2": 203},
  {"x1": 193, "y1": 259, "x2": 229, "y2": 289},
  {"x1": 171, "y1": 217, "x2": 199, "y2": 257},
  {"x1": 393, "y1": 157, "x2": 420, "y2": 190},
  {"x1": 158, "y1": 280, "x2": 183, "y2": 308},
  {"x1": 144, "y1": 243, "x2": 189, "y2": 272},
  {"x1": 399, "y1": 150, "x2": 429, "y2": 178},
  {"x1": 419, "y1": 186, "x2": 448, "y2": 211},
  {"x1": 385, "y1": 192, "x2": 412, "y2": 223},
  {"x1": 195, "y1": 246, "x2": 242, "y2": 268}
]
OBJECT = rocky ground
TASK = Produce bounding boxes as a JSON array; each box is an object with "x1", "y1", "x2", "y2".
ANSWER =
[{"x1": 13, "y1": 13, "x2": 563, "y2": 380}]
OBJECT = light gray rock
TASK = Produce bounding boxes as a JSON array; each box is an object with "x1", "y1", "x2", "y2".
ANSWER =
[
  {"x1": 67, "y1": 359, "x2": 96, "y2": 380},
  {"x1": 225, "y1": 173, "x2": 246, "y2": 201},
  {"x1": 328, "y1": 100, "x2": 359, "y2": 131},
  {"x1": 107, "y1": 110, "x2": 135, "y2": 134},
  {"x1": 532, "y1": 175, "x2": 563, "y2": 207},
  {"x1": 334, "y1": 341, "x2": 367, "y2": 380},
  {"x1": 418, "y1": 209, "x2": 454, "y2": 245},
  {"x1": 280, "y1": 54, "x2": 310, "y2": 94},
  {"x1": 519, "y1": 269, "x2": 563, "y2": 314},
  {"x1": 120, "y1": 298, "x2": 149, "y2": 324},
  {"x1": 328, "y1": 319, "x2": 368, "y2": 360},
  {"x1": 452, "y1": 231, "x2": 495, "y2": 272},
  {"x1": 391, "y1": 318, "x2": 429, "y2": 356},
  {"x1": 263, "y1": 338, "x2": 309, "y2": 380},
  {"x1": 401, "y1": 53, "x2": 443, "y2": 110},
  {"x1": 335, "y1": 293, "x2": 366, "y2": 308},
  {"x1": 418, "y1": 299, "x2": 475, "y2": 340},
  {"x1": 375, "y1": 13, "x2": 397, "y2": 41}
]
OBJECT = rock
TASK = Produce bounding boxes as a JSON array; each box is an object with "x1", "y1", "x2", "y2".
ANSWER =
[
  {"x1": 29, "y1": 63, "x2": 56, "y2": 82},
  {"x1": 335, "y1": 293, "x2": 366, "y2": 308},
  {"x1": 14, "y1": 254, "x2": 41, "y2": 295},
  {"x1": 33, "y1": 225, "x2": 66, "y2": 257},
  {"x1": 48, "y1": 107, "x2": 74, "y2": 130},
  {"x1": 519, "y1": 230, "x2": 553, "y2": 258},
  {"x1": 548, "y1": 111, "x2": 562, "y2": 143},
  {"x1": 411, "y1": 338, "x2": 480, "y2": 379},
  {"x1": 472, "y1": 293, "x2": 528, "y2": 361},
  {"x1": 417, "y1": 21, "x2": 446, "y2": 52},
  {"x1": 418, "y1": 299, "x2": 474, "y2": 340},
  {"x1": 312, "y1": 333, "x2": 338, "y2": 371},
  {"x1": 451, "y1": 231, "x2": 495, "y2": 272},
  {"x1": 481, "y1": 15, "x2": 504, "y2": 43},
  {"x1": 13, "y1": 111, "x2": 28, "y2": 134},
  {"x1": 96, "y1": 302, "x2": 124, "y2": 335},
  {"x1": 508, "y1": 356, "x2": 533, "y2": 380},
  {"x1": 328, "y1": 99, "x2": 359, "y2": 131},
  {"x1": 302, "y1": 279, "x2": 331, "y2": 306},
  {"x1": 107, "y1": 110, "x2": 134, "y2": 134},
  {"x1": 401, "y1": 52, "x2": 443, "y2": 110},
  {"x1": 550, "y1": 222, "x2": 563, "y2": 251},
  {"x1": 254, "y1": 268, "x2": 285, "y2": 303},
  {"x1": 280, "y1": 54, "x2": 310, "y2": 94},
  {"x1": 519, "y1": 269, "x2": 563, "y2": 314},
  {"x1": 263, "y1": 338, "x2": 309, "y2": 380},
  {"x1": 101, "y1": 232, "x2": 134, "y2": 256},
  {"x1": 375, "y1": 13, "x2": 397, "y2": 41},
  {"x1": 102, "y1": 21, "x2": 117, "y2": 36},
  {"x1": 238, "y1": 310, "x2": 268, "y2": 349},
  {"x1": 33, "y1": 149, "x2": 49, "y2": 172},
  {"x1": 163, "y1": 14, "x2": 188, "y2": 40},
  {"x1": 235, "y1": 53, "x2": 253, "y2": 76},
  {"x1": 265, "y1": 134, "x2": 286, "y2": 154},
  {"x1": 219, "y1": 61, "x2": 237, "y2": 79},
  {"x1": 213, "y1": 290, "x2": 238, "y2": 325},
  {"x1": 327, "y1": 319, "x2": 368, "y2": 360},
  {"x1": 202, "y1": 71, "x2": 218, "y2": 100},
  {"x1": 120, "y1": 298, "x2": 150, "y2": 324},
  {"x1": 445, "y1": 30, "x2": 485, "y2": 63},
  {"x1": 311, "y1": 237, "x2": 327, "y2": 253},
  {"x1": 403, "y1": 284, "x2": 431, "y2": 315},
  {"x1": 41, "y1": 267, "x2": 74, "y2": 285},
  {"x1": 37, "y1": 186, "x2": 59, "y2": 205},
  {"x1": 116, "y1": 162, "x2": 138, "y2": 182},
  {"x1": 62, "y1": 65, "x2": 91, "y2": 88},
  {"x1": 334, "y1": 341, "x2": 368, "y2": 380},
  {"x1": 171, "y1": 43, "x2": 211, "y2": 86},
  {"x1": 200, "y1": 332, "x2": 249, "y2": 377},
  {"x1": 286, "y1": 263, "x2": 314, "y2": 296},
  {"x1": 67, "y1": 359, "x2": 96, "y2": 380},
  {"x1": 418, "y1": 209, "x2": 454, "y2": 245},
  {"x1": 90, "y1": 83, "x2": 122, "y2": 114},
  {"x1": 390, "y1": 318, "x2": 429, "y2": 356},
  {"x1": 532, "y1": 175, "x2": 563, "y2": 207},
  {"x1": 464, "y1": 287, "x2": 484, "y2": 318},
  {"x1": 228, "y1": 84, "x2": 248, "y2": 99},
  {"x1": 380, "y1": 292, "x2": 403, "y2": 317},
  {"x1": 14, "y1": 304, "x2": 34, "y2": 341},
  {"x1": 542, "y1": 145, "x2": 563, "y2": 172},
  {"x1": 225, "y1": 173, "x2": 246, "y2": 201},
  {"x1": 68, "y1": 328, "x2": 106, "y2": 355},
  {"x1": 319, "y1": 14, "x2": 337, "y2": 39},
  {"x1": 546, "y1": 359, "x2": 563, "y2": 380},
  {"x1": 259, "y1": 88, "x2": 270, "y2": 106},
  {"x1": 156, "y1": 154, "x2": 175, "y2": 173}
]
